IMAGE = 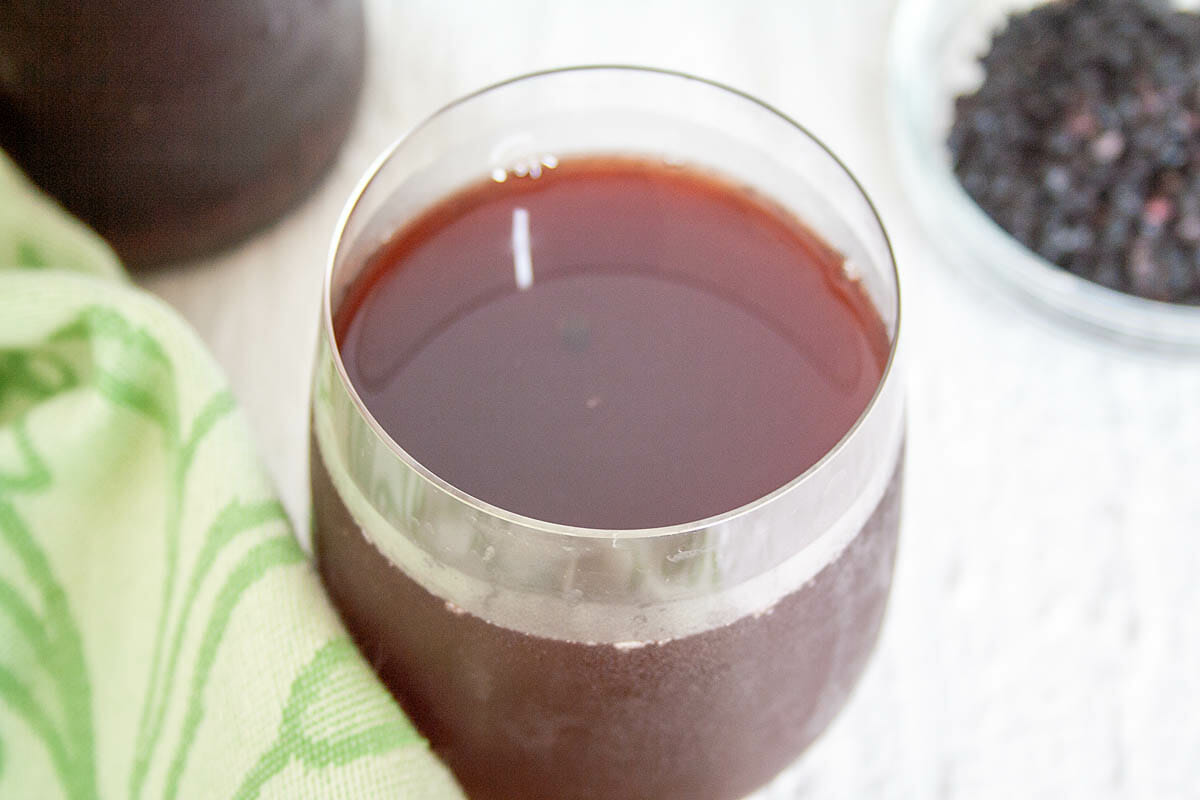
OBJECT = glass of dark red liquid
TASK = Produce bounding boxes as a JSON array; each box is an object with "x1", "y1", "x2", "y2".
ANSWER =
[{"x1": 311, "y1": 66, "x2": 903, "y2": 800}]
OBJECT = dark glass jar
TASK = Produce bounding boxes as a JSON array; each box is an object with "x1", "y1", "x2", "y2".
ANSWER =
[{"x1": 0, "y1": 0, "x2": 365, "y2": 266}]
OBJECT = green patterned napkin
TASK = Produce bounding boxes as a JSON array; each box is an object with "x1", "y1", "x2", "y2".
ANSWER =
[{"x1": 0, "y1": 155, "x2": 464, "y2": 799}]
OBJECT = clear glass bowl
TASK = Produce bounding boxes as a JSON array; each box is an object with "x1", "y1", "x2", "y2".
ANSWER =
[{"x1": 888, "y1": 0, "x2": 1200, "y2": 352}]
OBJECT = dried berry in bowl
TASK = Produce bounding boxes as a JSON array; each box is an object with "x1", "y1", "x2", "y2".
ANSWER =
[{"x1": 949, "y1": 0, "x2": 1200, "y2": 305}]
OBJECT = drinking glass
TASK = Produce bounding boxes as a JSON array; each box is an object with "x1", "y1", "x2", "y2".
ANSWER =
[{"x1": 310, "y1": 66, "x2": 904, "y2": 800}]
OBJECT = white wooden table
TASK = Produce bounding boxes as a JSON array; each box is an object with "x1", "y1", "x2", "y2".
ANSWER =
[{"x1": 142, "y1": 2, "x2": 1200, "y2": 797}]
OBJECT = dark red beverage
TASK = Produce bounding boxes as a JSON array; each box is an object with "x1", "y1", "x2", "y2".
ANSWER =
[
  {"x1": 313, "y1": 156, "x2": 902, "y2": 799},
  {"x1": 334, "y1": 158, "x2": 888, "y2": 528}
]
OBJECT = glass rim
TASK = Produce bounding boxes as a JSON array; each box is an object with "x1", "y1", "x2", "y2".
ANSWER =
[{"x1": 321, "y1": 64, "x2": 903, "y2": 539}]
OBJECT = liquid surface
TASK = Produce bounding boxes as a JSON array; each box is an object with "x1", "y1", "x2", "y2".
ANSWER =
[{"x1": 336, "y1": 157, "x2": 889, "y2": 528}]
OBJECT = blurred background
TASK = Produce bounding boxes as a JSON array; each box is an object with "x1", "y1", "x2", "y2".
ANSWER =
[{"x1": 44, "y1": 0, "x2": 1200, "y2": 797}]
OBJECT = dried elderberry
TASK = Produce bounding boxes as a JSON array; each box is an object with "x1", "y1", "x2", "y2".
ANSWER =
[{"x1": 950, "y1": 0, "x2": 1200, "y2": 304}]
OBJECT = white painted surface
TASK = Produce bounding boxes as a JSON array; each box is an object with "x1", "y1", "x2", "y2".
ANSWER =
[{"x1": 142, "y1": 2, "x2": 1200, "y2": 797}]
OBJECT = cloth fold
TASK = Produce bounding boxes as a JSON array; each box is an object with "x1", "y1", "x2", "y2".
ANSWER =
[{"x1": 0, "y1": 155, "x2": 464, "y2": 799}]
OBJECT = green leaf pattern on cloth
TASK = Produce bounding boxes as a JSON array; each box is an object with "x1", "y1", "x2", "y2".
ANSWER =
[{"x1": 0, "y1": 156, "x2": 464, "y2": 798}]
